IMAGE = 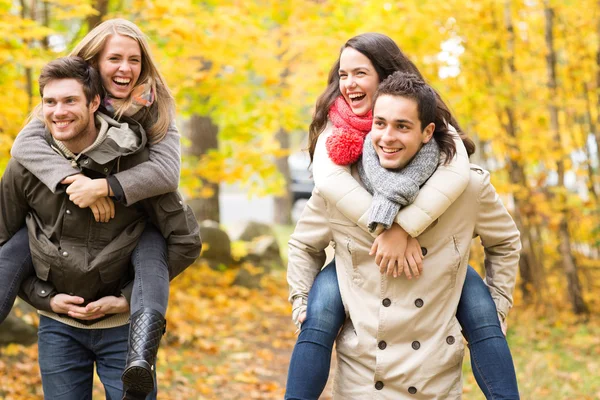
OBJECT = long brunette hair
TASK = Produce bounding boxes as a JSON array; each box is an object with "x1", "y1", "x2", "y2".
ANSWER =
[{"x1": 308, "y1": 33, "x2": 474, "y2": 160}]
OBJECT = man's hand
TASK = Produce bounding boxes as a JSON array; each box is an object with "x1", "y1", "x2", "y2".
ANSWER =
[
  {"x1": 62, "y1": 174, "x2": 108, "y2": 208},
  {"x1": 80, "y1": 296, "x2": 130, "y2": 319},
  {"x1": 402, "y1": 236, "x2": 424, "y2": 279},
  {"x1": 370, "y1": 223, "x2": 409, "y2": 277},
  {"x1": 50, "y1": 293, "x2": 86, "y2": 314},
  {"x1": 298, "y1": 311, "x2": 307, "y2": 324},
  {"x1": 50, "y1": 294, "x2": 129, "y2": 320},
  {"x1": 89, "y1": 197, "x2": 115, "y2": 223},
  {"x1": 499, "y1": 313, "x2": 508, "y2": 336}
]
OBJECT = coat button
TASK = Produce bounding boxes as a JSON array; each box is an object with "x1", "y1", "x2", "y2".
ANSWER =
[
  {"x1": 420, "y1": 247, "x2": 427, "y2": 256},
  {"x1": 103, "y1": 167, "x2": 109, "y2": 173},
  {"x1": 411, "y1": 341, "x2": 420, "y2": 350},
  {"x1": 414, "y1": 298, "x2": 424, "y2": 308},
  {"x1": 446, "y1": 336, "x2": 455, "y2": 345},
  {"x1": 375, "y1": 381, "x2": 384, "y2": 390},
  {"x1": 378, "y1": 341, "x2": 387, "y2": 350},
  {"x1": 408, "y1": 386, "x2": 417, "y2": 394},
  {"x1": 83, "y1": 159, "x2": 89, "y2": 165},
  {"x1": 66, "y1": 209, "x2": 71, "y2": 215},
  {"x1": 382, "y1": 298, "x2": 391, "y2": 307},
  {"x1": 62, "y1": 251, "x2": 68, "y2": 257}
]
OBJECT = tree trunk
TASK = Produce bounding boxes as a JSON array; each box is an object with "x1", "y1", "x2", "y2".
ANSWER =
[
  {"x1": 272, "y1": 28, "x2": 293, "y2": 225},
  {"x1": 19, "y1": 0, "x2": 34, "y2": 112},
  {"x1": 87, "y1": 0, "x2": 109, "y2": 31},
  {"x1": 503, "y1": 1, "x2": 546, "y2": 300},
  {"x1": 582, "y1": 83, "x2": 598, "y2": 201},
  {"x1": 596, "y1": 0, "x2": 600, "y2": 158},
  {"x1": 544, "y1": 1, "x2": 588, "y2": 314},
  {"x1": 273, "y1": 128, "x2": 292, "y2": 224},
  {"x1": 188, "y1": 114, "x2": 220, "y2": 222}
]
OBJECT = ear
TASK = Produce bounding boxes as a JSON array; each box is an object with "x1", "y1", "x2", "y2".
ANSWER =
[
  {"x1": 421, "y1": 122, "x2": 435, "y2": 143},
  {"x1": 90, "y1": 94, "x2": 101, "y2": 113}
]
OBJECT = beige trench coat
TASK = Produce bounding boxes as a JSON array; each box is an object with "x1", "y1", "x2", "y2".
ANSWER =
[{"x1": 288, "y1": 165, "x2": 521, "y2": 399}]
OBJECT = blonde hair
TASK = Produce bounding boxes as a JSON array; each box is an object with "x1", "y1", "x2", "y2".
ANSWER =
[{"x1": 70, "y1": 18, "x2": 174, "y2": 144}]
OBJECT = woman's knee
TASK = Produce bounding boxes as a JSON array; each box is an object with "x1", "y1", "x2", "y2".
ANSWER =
[
  {"x1": 306, "y1": 262, "x2": 345, "y2": 328},
  {"x1": 459, "y1": 266, "x2": 500, "y2": 327}
]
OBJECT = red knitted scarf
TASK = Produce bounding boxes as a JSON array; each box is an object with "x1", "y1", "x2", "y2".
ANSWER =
[{"x1": 326, "y1": 96, "x2": 373, "y2": 165}]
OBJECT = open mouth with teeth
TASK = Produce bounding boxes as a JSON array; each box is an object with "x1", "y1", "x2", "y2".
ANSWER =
[
  {"x1": 348, "y1": 92, "x2": 366, "y2": 103},
  {"x1": 54, "y1": 120, "x2": 72, "y2": 128},
  {"x1": 381, "y1": 147, "x2": 402, "y2": 154},
  {"x1": 113, "y1": 77, "x2": 131, "y2": 87}
]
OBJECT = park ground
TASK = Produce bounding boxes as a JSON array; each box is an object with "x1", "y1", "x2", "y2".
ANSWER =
[{"x1": 1, "y1": 229, "x2": 600, "y2": 399}]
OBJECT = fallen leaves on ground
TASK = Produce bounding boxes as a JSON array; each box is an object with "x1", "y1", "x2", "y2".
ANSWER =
[{"x1": 1, "y1": 261, "x2": 599, "y2": 399}]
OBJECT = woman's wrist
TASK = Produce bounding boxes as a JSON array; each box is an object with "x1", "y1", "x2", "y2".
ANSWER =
[{"x1": 94, "y1": 178, "x2": 112, "y2": 197}]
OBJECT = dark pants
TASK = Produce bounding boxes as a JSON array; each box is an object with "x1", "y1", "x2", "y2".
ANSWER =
[
  {"x1": 37, "y1": 315, "x2": 157, "y2": 399},
  {"x1": 0, "y1": 226, "x2": 34, "y2": 322},
  {"x1": 130, "y1": 224, "x2": 170, "y2": 317},
  {"x1": 285, "y1": 261, "x2": 520, "y2": 400}
]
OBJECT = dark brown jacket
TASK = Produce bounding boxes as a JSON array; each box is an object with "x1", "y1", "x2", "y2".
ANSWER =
[{"x1": 0, "y1": 113, "x2": 201, "y2": 312}]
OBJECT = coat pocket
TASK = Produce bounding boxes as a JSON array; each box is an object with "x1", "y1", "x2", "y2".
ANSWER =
[
  {"x1": 97, "y1": 249, "x2": 132, "y2": 283},
  {"x1": 421, "y1": 318, "x2": 465, "y2": 380},
  {"x1": 448, "y1": 235, "x2": 462, "y2": 290},
  {"x1": 28, "y1": 236, "x2": 58, "y2": 282}
]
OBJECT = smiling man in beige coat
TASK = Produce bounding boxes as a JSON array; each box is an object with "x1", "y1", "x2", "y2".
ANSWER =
[{"x1": 287, "y1": 72, "x2": 521, "y2": 399}]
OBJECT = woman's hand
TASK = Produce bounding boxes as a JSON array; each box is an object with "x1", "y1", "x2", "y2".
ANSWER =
[
  {"x1": 499, "y1": 313, "x2": 508, "y2": 336},
  {"x1": 62, "y1": 174, "x2": 108, "y2": 208},
  {"x1": 89, "y1": 197, "x2": 115, "y2": 223},
  {"x1": 370, "y1": 223, "x2": 409, "y2": 277},
  {"x1": 402, "y1": 236, "x2": 424, "y2": 279}
]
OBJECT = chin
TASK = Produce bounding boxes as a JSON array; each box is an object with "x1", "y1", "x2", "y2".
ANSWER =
[
  {"x1": 352, "y1": 107, "x2": 369, "y2": 116},
  {"x1": 379, "y1": 159, "x2": 404, "y2": 170}
]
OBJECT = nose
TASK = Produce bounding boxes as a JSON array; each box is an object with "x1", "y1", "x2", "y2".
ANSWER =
[
  {"x1": 55, "y1": 103, "x2": 68, "y2": 116},
  {"x1": 118, "y1": 61, "x2": 131, "y2": 73},
  {"x1": 344, "y1": 74, "x2": 357, "y2": 89},
  {"x1": 381, "y1": 126, "x2": 395, "y2": 143}
]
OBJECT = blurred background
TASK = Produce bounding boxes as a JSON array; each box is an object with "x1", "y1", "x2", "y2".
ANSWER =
[{"x1": 1, "y1": 0, "x2": 599, "y2": 398}]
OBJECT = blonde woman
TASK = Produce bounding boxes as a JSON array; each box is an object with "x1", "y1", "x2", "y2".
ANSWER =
[{"x1": 3, "y1": 19, "x2": 182, "y2": 399}]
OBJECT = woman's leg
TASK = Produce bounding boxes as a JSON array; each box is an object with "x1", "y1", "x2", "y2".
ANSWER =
[
  {"x1": 285, "y1": 260, "x2": 346, "y2": 400},
  {"x1": 0, "y1": 226, "x2": 35, "y2": 323},
  {"x1": 122, "y1": 223, "x2": 169, "y2": 400},
  {"x1": 457, "y1": 265, "x2": 520, "y2": 399}
]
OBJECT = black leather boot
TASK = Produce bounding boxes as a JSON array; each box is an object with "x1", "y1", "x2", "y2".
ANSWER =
[{"x1": 121, "y1": 308, "x2": 166, "y2": 400}]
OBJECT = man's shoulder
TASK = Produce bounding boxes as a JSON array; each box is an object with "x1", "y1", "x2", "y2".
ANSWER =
[
  {"x1": 468, "y1": 163, "x2": 490, "y2": 180},
  {"x1": 459, "y1": 163, "x2": 492, "y2": 199}
]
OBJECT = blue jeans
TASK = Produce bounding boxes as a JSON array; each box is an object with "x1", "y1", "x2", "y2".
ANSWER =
[
  {"x1": 285, "y1": 261, "x2": 344, "y2": 400},
  {"x1": 0, "y1": 226, "x2": 34, "y2": 323},
  {"x1": 37, "y1": 315, "x2": 157, "y2": 399},
  {"x1": 457, "y1": 266, "x2": 519, "y2": 399},
  {"x1": 286, "y1": 262, "x2": 519, "y2": 400}
]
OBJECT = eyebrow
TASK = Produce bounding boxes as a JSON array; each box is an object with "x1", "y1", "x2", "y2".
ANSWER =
[
  {"x1": 43, "y1": 95, "x2": 81, "y2": 101},
  {"x1": 374, "y1": 116, "x2": 414, "y2": 125},
  {"x1": 106, "y1": 53, "x2": 141, "y2": 58},
  {"x1": 339, "y1": 66, "x2": 371, "y2": 73}
]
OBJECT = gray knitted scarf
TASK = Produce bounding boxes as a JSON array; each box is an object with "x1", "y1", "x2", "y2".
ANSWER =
[{"x1": 358, "y1": 134, "x2": 440, "y2": 231}]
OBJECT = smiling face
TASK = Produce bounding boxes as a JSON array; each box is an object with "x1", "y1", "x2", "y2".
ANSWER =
[
  {"x1": 371, "y1": 94, "x2": 435, "y2": 170},
  {"x1": 338, "y1": 47, "x2": 379, "y2": 116},
  {"x1": 42, "y1": 78, "x2": 100, "y2": 152},
  {"x1": 97, "y1": 34, "x2": 142, "y2": 99}
]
